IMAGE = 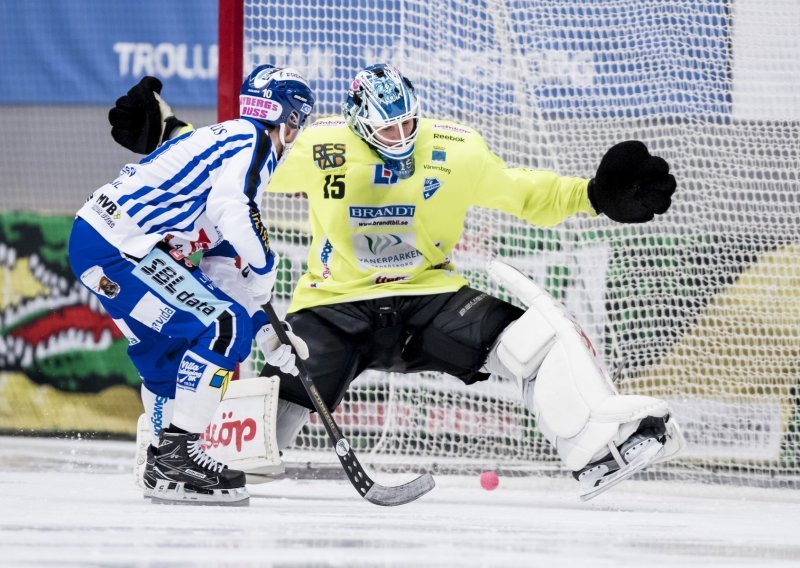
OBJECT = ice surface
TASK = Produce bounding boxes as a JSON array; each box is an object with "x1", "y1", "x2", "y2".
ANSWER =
[{"x1": 1, "y1": 436, "x2": 798, "y2": 567}]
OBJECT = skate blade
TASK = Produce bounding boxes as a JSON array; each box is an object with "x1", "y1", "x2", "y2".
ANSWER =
[
  {"x1": 148, "y1": 480, "x2": 250, "y2": 507},
  {"x1": 244, "y1": 473, "x2": 280, "y2": 485},
  {"x1": 579, "y1": 441, "x2": 665, "y2": 502},
  {"x1": 241, "y1": 463, "x2": 285, "y2": 485}
]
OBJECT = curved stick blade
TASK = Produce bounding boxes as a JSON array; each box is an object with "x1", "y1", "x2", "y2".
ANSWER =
[{"x1": 363, "y1": 473, "x2": 435, "y2": 506}]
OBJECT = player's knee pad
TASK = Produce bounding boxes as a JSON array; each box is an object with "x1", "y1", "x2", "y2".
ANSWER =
[{"x1": 487, "y1": 260, "x2": 672, "y2": 471}]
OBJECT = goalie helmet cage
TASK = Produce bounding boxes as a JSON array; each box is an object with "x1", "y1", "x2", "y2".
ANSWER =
[{"x1": 218, "y1": 0, "x2": 800, "y2": 488}]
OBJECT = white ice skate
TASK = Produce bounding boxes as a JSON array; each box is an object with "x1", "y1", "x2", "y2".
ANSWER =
[{"x1": 575, "y1": 416, "x2": 680, "y2": 501}]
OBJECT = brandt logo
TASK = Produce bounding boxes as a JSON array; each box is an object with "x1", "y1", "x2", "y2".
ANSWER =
[
  {"x1": 349, "y1": 205, "x2": 415, "y2": 218},
  {"x1": 349, "y1": 205, "x2": 415, "y2": 228}
]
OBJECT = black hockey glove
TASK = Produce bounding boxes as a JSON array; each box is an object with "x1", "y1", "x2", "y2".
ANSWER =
[
  {"x1": 587, "y1": 140, "x2": 676, "y2": 223},
  {"x1": 108, "y1": 76, "x2": 187, "y2": 154}
]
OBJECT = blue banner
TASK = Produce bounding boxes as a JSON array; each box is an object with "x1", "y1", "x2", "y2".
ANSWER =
[
  {"x1": 0, "y1": 1, "x2": 216, "y2": 107},
  {"x1": 0, "y1": 0, "x2": 730, "y2": 117},
  {"x1": 247, "y1": 0, "x2": 731, "y2": 119}
]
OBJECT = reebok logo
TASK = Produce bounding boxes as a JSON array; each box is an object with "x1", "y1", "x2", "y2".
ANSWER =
[{"x1": 433, "y1": 133, "x2": 465, "y2": 143}]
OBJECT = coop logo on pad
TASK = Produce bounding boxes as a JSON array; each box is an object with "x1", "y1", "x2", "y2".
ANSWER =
[
  {"x1": 349, "y1": 204, "x2": 415, "y2": 228},
  {"x1": 177, "y1": 355, "x2": 207, "y2": 392}
]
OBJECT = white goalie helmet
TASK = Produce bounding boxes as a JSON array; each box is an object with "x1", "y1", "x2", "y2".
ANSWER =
[{"x1": 343, "y1": 63, "x2": 420, "y2": 175}]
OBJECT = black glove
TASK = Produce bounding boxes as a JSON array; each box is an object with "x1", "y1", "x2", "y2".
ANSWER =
[
  {"x1": 587, "y1": 140, "x2": 676, "y2": 223},
  {"x1": 108, "y1": 76, "x2": 187, "y2": 154}
]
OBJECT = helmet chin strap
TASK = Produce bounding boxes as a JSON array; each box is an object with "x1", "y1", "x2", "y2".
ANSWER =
[
  {"x1": 279, "y1": 123, "x2": 288, "y2": 148},
  {"x1": 276, "y1": 123, "x2": 296, "y2": 165}
]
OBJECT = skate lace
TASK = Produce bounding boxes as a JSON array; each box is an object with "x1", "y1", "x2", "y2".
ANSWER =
[{"x1": 187, "y1": 438, "x2": 226, "y2": 473}]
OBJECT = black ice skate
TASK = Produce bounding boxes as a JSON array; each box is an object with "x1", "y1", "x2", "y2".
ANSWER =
[
  {"x1": 574, "y1": 416, "x2": 669, "y2": 501},
  {"x1": 143, "y1": 431, "x2": 249, "y2": 506}
]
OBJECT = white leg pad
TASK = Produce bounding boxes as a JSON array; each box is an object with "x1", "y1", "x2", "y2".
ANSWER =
[
  {"x1": 488, "y1": 260, "x2": 674, "y2": 471},
  {"x1": 134, "y1": 413, "x2": 151, "y2": 491},
  {"x1": 494, "y1": 306, "x2": 557, "y2": 381},
  {"x1": 535, "y1": 351, "x2": 670, "y2": 470},
  {"x1": 204, "y1": 375, "x2": 284, "y2": 481}
]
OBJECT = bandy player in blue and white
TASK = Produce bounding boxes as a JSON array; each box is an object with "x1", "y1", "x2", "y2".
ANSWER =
[{"x1": 68, "y1": 65, "x2": 315, "y2": 505}]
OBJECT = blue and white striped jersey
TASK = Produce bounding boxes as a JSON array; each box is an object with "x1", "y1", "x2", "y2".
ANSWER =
[{"x1": 77, "y1": 117, "x2": 277, "y2": 275}]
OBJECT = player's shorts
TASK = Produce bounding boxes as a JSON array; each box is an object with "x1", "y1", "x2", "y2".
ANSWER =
[
  {"x1": 272, "y1": 287, "x2": 524, "y2": 411},
  {"x1": 68, "y1": 217, "x2": 254, "y2": 394}
]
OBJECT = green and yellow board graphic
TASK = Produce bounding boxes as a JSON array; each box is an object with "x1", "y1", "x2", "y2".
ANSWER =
[{"x1": 0, "y1": 213, "x2": 141, "y2": 434}]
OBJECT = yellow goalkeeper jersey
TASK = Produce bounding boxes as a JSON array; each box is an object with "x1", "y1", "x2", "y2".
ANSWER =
[{"x1": 267, "y1": 116, "x2": 593, "y2": 313}]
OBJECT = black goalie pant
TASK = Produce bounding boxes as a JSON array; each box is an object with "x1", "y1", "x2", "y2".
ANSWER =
[{"x1": 267, "y1": 286, "x2": 524, "y2": 412}]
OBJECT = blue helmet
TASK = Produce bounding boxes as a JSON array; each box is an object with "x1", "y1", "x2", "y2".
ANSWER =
[
  {"x1": 343, "y1": 64, "x2": 420, "y2": 176},
  {"x1": 240, "y1": 65, "x2": 315, "y2": 130}
]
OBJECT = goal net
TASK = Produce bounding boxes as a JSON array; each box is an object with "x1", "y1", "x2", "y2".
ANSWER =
[{"x1": 226, "y1": 0, "x2": 800, "y2": 486}]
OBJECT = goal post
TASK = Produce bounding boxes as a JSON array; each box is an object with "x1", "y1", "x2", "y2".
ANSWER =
[
  {"x1": 218, "y1": 0, "x2": 800, "y2": 487},
  {"x1": 217, "y1": 0, "x2": 244, "y2": 122}
]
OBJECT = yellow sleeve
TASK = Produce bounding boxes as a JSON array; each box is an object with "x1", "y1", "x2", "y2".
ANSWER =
[{"x1": 470, "y1": 139, "x2": 594, "y2": 227}]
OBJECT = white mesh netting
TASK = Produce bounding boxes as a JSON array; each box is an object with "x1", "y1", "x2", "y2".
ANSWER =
[{"x1": 241, "y1": 0, "x2": 800, "y2": 485}]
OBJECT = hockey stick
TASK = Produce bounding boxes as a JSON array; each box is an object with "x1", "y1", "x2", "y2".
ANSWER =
[{"x1": 262, "y1": 302, "x2": 435, "y2": 506}]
